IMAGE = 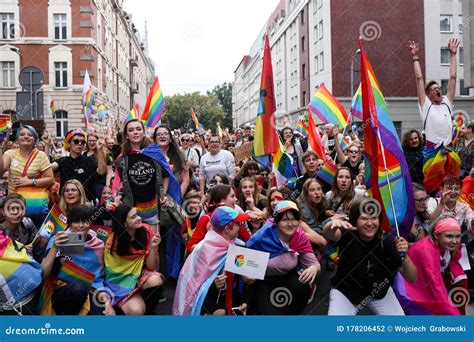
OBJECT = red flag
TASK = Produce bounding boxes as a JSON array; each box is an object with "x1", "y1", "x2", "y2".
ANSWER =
[
  {"x1": 252, "y1": 35, "x2": 279, "y2": 167},
  {"x1": 360, "y1": 40, "x2": 390, "y2": 232},
  {"x1": 306, "y1": 111, "x2": 326, "y2": 159}
]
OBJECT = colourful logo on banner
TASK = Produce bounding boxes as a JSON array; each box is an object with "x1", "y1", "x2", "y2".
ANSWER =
[{"x1": 235, "y1": 255, "x2": 245, "y2": 268}]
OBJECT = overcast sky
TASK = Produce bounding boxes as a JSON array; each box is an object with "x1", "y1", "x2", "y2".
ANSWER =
[{"x1": 123, "y1": 0, "x2": 279, "y2": 95}]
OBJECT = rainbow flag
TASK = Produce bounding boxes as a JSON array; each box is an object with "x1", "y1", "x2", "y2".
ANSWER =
[
  {"x1": 90, "y1": 225, "x2": 113, "y2": 243},
  {"x1": 308, "y1": 83, "x2": 349, "y2": 128},
  {"x1": 0, "y1": 114, "x2": 11, "y2": 140},
  {"x1": 47, "y1": 96, "x2": 56, "y2": 117},
  {"x1": 340, "y1": 136, "x2": 351, "y2": 150},
  {"x1": 295, "y1": 115, "x2": 308, "y2": 137},
  {"x1": 423, "y1": 145, "x2": 460, "y2": 194},
  {"x1": 136, "y1": 197, "x2": 158, "y2": 223},
  {"x1": 323, "y1": 242, "x2": 339, "y2": 263},
  {"x1": 451, "y1": 112, "x2": 464, "y2": 146},
  {"x1": 141, "y1": 76, "x2": 165, "y2": 129},
  {"x1": 359, "y1": 40, "x2": 415, "y2": 237},
  {"x1": 272, "y1": 138, "x2": 295, "y2": 187},
  {"x1": 39, "y1": 204, "x2": 67, "y2": 241},
  {"x1": 350, "y1": 84, "x2": 363, "y2": 119},
  {"x1": 191, "y1": 107, "x2": 200, "y2": 130},
  {"x1": 83, "y1": 87, "x2": 95, "y2": 120},
  {"x1": 57, "y1": 259, "x2": 95, "y2": 289},
  {"x1": 104, "y1": 237, "x2": 146, "y2": 305},
  {"x1": 216, "y1": 122, "x2": 223, "y2": 138},
  {"x1": 0, "y1": 232, "x2": 43, "y2": 306},
  {"x1": 124, "y1": 103, "x2": 139, "y2": 126},
  {"x1": 318, "y1": 160, "x2": 338, "y2": 186},
  {"x1": 252, "y1": 35, "x2": 279, "y2": 170}
]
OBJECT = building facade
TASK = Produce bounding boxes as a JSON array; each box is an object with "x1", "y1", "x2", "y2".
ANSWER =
[
  {"x1": 233, "y1": 0, "x2": 474, "y2": 135},
  {"x1": 0, "y1": 0, "x2": 154, "y2": 138}
]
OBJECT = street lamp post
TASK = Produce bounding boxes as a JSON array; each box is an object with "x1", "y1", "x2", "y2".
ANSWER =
[{"x1": 350, "y1": 49, "x2": 361, "y2": 97}]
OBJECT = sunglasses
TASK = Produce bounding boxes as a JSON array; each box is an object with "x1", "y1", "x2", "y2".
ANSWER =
[
  {"x1": 181, "y1": 138, "x2": 191, "y2": 142},
  {"x1": 349, "y1": 150, "x2": 359, "y2": 154},
  {"x1": 72, "y1": 139, "x2": 86, "y2": 146}
]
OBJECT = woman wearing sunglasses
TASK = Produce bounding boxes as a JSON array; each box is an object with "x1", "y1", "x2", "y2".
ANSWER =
[
  {"x1": 332, "y1": 126, "x2": 363, "y2": 178},
  {"x1": 180, "y1": 134, "x2": 199, "y2": 167},
  {"x1": 52, "y1": 129, "x2": 107, "y2": 203}
]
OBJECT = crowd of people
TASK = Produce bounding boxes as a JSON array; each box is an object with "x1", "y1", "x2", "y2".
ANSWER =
[{"x1": 0, "y1": 39, "x2": 473, "y2": 316}]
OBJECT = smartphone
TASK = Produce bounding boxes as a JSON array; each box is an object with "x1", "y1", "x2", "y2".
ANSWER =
[
  {"x1": 231, "y1": 307, "x2": 244, "y2": 316},
  {"x1": 57, "y1": 232, "x2": 85, "y2": 256}
]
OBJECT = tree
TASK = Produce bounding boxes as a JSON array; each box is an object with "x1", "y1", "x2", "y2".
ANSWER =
[
  {"x1": 207, "y1": 82, "x2": 233, "y2": 130},
  {"x1": 160, "y1": 92, "x2": 224, "y2": 133}
]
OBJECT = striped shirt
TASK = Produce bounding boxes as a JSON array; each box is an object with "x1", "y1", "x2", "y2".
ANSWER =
[{"x1": 5, "y1": 149, "x2": 51, "y2": 194}]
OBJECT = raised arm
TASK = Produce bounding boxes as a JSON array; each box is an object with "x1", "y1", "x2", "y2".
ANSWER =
[
  {"x1": 447, "y1": 38, "x2": 460, "y2": 104},
  {"x1": 408, "y1": 40, "x2": 426, "y2": 107}
]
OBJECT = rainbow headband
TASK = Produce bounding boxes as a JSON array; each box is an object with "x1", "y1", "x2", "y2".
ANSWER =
[{"x1": 64, "y1": 129, "x2": 87, "y2": 150}]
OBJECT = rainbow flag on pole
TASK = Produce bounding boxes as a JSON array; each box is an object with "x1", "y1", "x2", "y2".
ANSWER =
[
  {"x1": 124, "y1": 103, "x2": 140, "y2": 126},
  {"x1": 252, "y1": 35, "x2": 279, "y2": 170},
  {"x1": 295, "y1": 115, "x2": 308, "y2": 137},
  {"x1": 350, "y1": 84, "x2": 363, "y2": 120},
  {"x1": 272, "y1": 138, "x2": 295, "y2": 187},
  {"x1": 359, "y1": 39, "x2": 415, "y2": 237},
  {"x1": 0, "y1": 114, "x2": 11, "y2": 140},
  {"x1": 141, "y1": 76, "x2": 165, "y2": 129},
  {"x1": 90, "y1": 225, "x2": 113, "y2": 243},
  {"x1": 39, "y1": 204, "x2": 67, "y2": 241},
  {"x1": 308, "y1": 83, "x2": 349, "y2": 128},
  {"x1": 191, "y1": 107, "x2": 200, "y2": 130}
]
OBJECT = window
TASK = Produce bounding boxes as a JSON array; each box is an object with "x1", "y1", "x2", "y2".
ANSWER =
[
  {"x1": 314, "y1": 25, "x2": 318, "y2": 44},
  {"x1": 440, "y1": 15, "x2": 452, "y2": 32},
  {"x1": 300, "y1": 9, "x2": 305, "y2": 25},
  {"x1": 2, "y1": 61, "x2": 14, "y2": 88},
  {"x1": 312, "y1": 0, "x2": 317, "y2": 13},
  {"x1": 460, "y1": 79, "x2": 469, "y2": 96},
  {"x1": 301, "y1": 36, "x2": 305, "y2": 52},
  {"x1": 319, "y1": 52, "x2": 324, "y2": 71},
  {"x1": 459, "y1": 16, "x2": 464, "y2": 33},
  {"x1": 54, "y1": 110, "x2": 68, "y2": 138},
  {"x1": 440, "y1": 48, "x2": 450, "y2": 64},
  {"x1": 314, "y1": 55, "x2": 319, "y2": 73},
  {"x1": 319, "y1": 20, "x2": 323, "y2": 39},
  {"x1": 54, "y1": 14, "x2": 67, "y2": 40},
  {"x1": 459, "y1": 47, "x2": 463, "y2": 64},
  {"x1": 1, "y1": 13, "x2": 15, "y2": 39},
  {"x1": 302, "y1": 63, "x2": 306, "y2": 80},
  {"x1": 54, "y1": 62, "x2": 67, "y2": 87},
  {"x1": 441, "y1": 79, "x2": 448, "y2": 95}
]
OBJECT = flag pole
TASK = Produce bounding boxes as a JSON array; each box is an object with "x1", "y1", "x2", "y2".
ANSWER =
[{"x1": 374, "y1": 125, "x2": 400, "y2": 237}]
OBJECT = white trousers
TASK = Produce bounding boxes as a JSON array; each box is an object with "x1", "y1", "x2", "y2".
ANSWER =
[{"x1": 328, "y1": 287, "x2": 405, "y2": 315}]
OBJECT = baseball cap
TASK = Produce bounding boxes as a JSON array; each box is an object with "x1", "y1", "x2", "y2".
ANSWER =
[
  {"x1": 210, "y1": 206, "x2": 249, "y2": 230},
  {"x1": 274, "y1": 201, "x2": 300, "y2": 216}
]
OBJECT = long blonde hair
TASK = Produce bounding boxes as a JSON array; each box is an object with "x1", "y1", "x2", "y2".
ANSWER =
[{"x1": 59, "y1": 179, "x2": 87, "y2": 214}]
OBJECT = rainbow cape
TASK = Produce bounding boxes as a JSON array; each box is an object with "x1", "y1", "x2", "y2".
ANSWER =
[
  {"x1": 57, "y1": 259, "x2": 95, "y2": 289},
  {"x1": 308, "y1": 83, "x2": 349, "y2": 128},
  {"x1": 104, "y1": 227, "x2": 151, "y2": 306},
  {"x1": 423, "y1": 145, "x2": 460, "y2": 194},
  {"x1": 359, "y1": 40, "x2": 415, "y2": 237},
  {"x1": 39, "y1": 204, "x2": 67, "y2": 241},
  {"x1": 272, "y1": 138, "x2": 295, "y2": 187},
  {"x1": 141, "y1": 76, "x2": 165, "y2": 129},
  {"x1": 252, "y1": 35, "x2": 279, "y2": 170},
  {"x1": 0, "y1": 231, "x2": 42, "y2": 306},
  {"x1": 394, "y1": 237, "x2": 463, "y2": 315},
  {"x1": 173, "y1": 230, "x2": 230, "y2": 315}
]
